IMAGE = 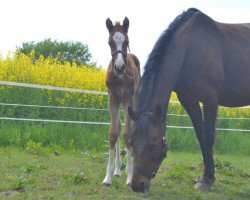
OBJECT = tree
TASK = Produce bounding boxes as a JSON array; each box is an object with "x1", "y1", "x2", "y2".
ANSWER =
[{"x1": 17, "y1": 39, "x2": 95, "y2": 66}]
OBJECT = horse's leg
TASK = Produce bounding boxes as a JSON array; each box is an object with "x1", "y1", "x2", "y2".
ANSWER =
[
  {"x1": 103, "y1": 96, "x2": 121, "y2": 186},
  {"x1": 178, "y1": 94, "x2": 217, "y2": 190},
  {"x1": 122, "y1": 98, "x2": 133, "y2": 186},
  {"x1": 114, "y1": 116, "x2": 122, "y2": 176},
  {"x1": 177, "y1": 95, "x2": 205, "y2": 160},
  {"x1": 194, "y1": 102, "x2": 217, "y2": 190},
  {"x1": 177, "y1": 95, "x2": 209, "y2": 188}
]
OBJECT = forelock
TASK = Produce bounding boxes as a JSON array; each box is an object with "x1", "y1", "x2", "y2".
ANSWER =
[
  {"x1": 134, "y1": 113, "x2": 153, "y2": 136},
  {"x1": 113, "y1": 21, "x2": 126, "y2": 33}
]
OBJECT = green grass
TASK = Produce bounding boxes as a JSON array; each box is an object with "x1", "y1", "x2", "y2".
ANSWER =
[
  {"x1": 0, "y1": 86, "x2": 250, "y2": 199},
  {"x1": 0, "y1": 148, "x2": 249, "y2": 200},
  {"x1": 0, "y1": 121, "x2": 109, "y2": 152},
  {"x1": 0, "y1": 87, "x2": 249, "y2": 155},
  {"x1": 0, "y1": 120, "x2": 249, "y2": 156}
]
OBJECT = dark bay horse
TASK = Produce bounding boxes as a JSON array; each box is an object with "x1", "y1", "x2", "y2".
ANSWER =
[
  {"x1": 103, "y1": 17, "x2": 140, "y2": 186},
  {"x1": 128, "y1": 8, "x2": 250, "y2": 192}
]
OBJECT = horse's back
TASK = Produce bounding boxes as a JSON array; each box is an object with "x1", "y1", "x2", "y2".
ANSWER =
[
  {"x1": 176, "y1": 12, "x2": 250, "y2": 107},
  {"x1": 216, "y1": 23, "x2": 250, "y2": 106},
  {"x1": 193, "y1": 16, "x2": 250, "y2": 106}
]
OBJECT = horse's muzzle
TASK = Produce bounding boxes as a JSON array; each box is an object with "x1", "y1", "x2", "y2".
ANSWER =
[
  {"x1": 131, "y1": 181, "x2": 150, "y2": 193},
  {"x1": 131, "y1": 170, "x2": 151, "y2": 193}
]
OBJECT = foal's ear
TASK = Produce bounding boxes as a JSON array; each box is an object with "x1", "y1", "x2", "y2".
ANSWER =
[
  {"x1": 122, "y1": 17, "x2": 129, "y2": 32},
  {"x1": 153, "y1": 104, "x2": 162, "y2": 121},
  {"x1": 128, "y1": 107, "x2": 138, "y2": 121},
  {"x1": 106, "y1": 18, "x2": 114, "y2": 33}
]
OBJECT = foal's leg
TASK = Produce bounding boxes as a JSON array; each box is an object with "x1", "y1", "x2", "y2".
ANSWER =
[
  {"x1": 122, "y1": 98, "x2": 133, "y2": 186},
  {"x1": 114, "y1": 116, "x2": 122, "y2": 176},
  {"x1": 103, "y1": 96, "x2": 121, "y2": 186}
]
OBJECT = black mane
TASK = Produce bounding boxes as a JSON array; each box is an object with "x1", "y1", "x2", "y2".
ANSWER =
[{"x1": 136, "y1": 8, "x2": 200, "y2": 114}]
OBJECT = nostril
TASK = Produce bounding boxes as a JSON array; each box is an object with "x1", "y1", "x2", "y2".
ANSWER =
[
  {"x1": 131, "y1": 181, "x2": 149, "y2": 193},
  {"x1": 140, "y1": 182, "x2": 144, "y2": 187},
  {"x1": 114, "y1": 65, "x2": 125, "y2": 74},
  {"x1": 140, "y1": 182, "x2": 144, "y2": 189},
  {"x1": 140, "y1": 182, "x2": 147, "y2": 193}
]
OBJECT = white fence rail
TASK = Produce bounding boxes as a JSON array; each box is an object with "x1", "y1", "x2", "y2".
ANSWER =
[
  {"x1": 0, "y1": 102, "x2": 249, "y2": 120},
  {"x1": 0, "y1": 81, "x2": 109, "y2": 95},
  {"x1": 0, "y1": 117, "x2": 249, "y2": 132},
  {"x1": 0, "y1": 81, "x2": 249, "y2": 132}
]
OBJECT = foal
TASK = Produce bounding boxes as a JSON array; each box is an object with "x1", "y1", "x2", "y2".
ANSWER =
[{"x1": 103, "y1": 17, "x2": 140, "y2": 186}]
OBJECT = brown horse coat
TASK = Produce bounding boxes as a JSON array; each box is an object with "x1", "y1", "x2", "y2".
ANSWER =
[
  {"x1": 103, "y1": 17, "x2": 140, "y2": 186},
  {"x1": 129, "y1": 8, "x2": 250, "y2": 192}
]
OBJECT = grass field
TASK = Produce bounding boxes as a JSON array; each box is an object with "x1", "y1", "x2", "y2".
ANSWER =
[
  {"x1": 0, "y1": 120, "x2": 250, "y2": 155},
  {"x1": 0, "y1": 54, "x2": 249, "y2": 199},
  {"x1": 0, "y1": 148, "x2": 249, "y2": 200},
  {"x1": 0, "y1": 86, "x2": 249, "y2": 155}
]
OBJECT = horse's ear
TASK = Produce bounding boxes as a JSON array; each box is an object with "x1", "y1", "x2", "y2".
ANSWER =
[
  {"x1": 106, "y1": 18, "x2": 114, "y2": 33},
  {"x1": 128, "y1": 107, "x2": 138, "y2": 121},
  {"x1": 122, "y1": 17, "x2": 129, "y2": 32},
  {"x1": 153, "y1": 104, "x2": 162, "y2": 121}
]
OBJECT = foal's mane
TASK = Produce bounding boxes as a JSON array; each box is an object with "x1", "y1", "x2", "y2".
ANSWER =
[{"x1": 136, "y1": 8, "x2": 200, "y2": 114}]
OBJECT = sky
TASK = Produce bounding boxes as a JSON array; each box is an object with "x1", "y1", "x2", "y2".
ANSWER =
[{"x1": 0, "y1": 0, "x2": 250, "y2": 68}]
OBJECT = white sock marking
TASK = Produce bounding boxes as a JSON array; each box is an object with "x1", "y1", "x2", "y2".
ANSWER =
[
  {"x1": 114, "y1": 139, "x2": 122, "y2": 176},
  {"x1": 103, "y1": 149, "x2": 115, "y2": 185},
  {"x1": 125, "y1": 148, "x2": 133, "y2": 186}
]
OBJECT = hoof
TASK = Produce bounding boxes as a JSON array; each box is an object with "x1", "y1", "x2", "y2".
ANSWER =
[
  {"x1": 102, "y1": 181, "x2": 111, "y2": 186},
  {"x1": 113, "y1": 173, "x2": 121, "y2": 177},
  {"x1": 194, "y1": 182, "x2": 211, "y2": 191},
  {"x1": 114, "y1": 169, "x2": 121, "y2": 177},
  {"x1": 126, "y1": 182, "x2": 131, "y2": 187}
]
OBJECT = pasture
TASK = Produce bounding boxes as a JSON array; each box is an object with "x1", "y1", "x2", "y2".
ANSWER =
[
  {"x1": 0, "y1": 53, "x2": 250, "y2": 199},
  {"x1": 1, "y1": 148, "x2": 249, "y2": 199}
]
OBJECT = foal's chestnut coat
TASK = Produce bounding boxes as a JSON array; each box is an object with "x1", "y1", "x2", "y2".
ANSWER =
[{"x1": 103, "y1": 17, "x2": 140, "y2": 186}]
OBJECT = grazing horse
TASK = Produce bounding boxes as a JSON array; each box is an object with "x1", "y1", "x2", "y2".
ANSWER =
[
  {"x1": 128, "y1": 8, "x2": 250, "y2": 192},
  {"x1": 103, "y1": 17, "x2": 140, "y2": 186}
]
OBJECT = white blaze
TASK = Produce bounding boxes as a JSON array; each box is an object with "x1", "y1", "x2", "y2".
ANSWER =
[{"x1": 113, "y1": 32, "x2": 125, "y2": 69}]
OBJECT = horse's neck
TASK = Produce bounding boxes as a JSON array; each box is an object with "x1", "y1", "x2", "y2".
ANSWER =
[{"x1": 150, "y1": 50, "x2": 184, "y2": 114}]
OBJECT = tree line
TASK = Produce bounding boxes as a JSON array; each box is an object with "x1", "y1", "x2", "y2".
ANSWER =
[{"x1": 17, "y1": 38, "x2": 96, "y2": 67}]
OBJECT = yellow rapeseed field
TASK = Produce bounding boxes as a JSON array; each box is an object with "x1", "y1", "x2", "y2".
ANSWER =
[
  {"x1": 0, "y1": 51, "x2": 106, "y2": 90},
  {"x1": 0, "y1": 51, "x2": 107, "y2": 107},
  {"x1": 0, "y1": 51, "x2": 249, "y2": 118}
]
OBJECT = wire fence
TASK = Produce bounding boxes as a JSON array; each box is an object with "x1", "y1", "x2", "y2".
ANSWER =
[{"x1": 0, "y1": 81, "x2": 249, "y2": 132}]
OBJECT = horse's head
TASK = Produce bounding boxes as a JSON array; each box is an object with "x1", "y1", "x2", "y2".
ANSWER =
[
  {"x1": 106, "y1": 17, "x2": 130, "y2": 77},
  {"x1": 128, "y1": 105, "x2": 167, "y2": 192}
]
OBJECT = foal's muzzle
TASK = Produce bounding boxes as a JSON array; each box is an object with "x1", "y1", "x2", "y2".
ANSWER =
[
  {"x1": 114, "y1": 64, "x2": 125, "y2": 75},
  {"x1": 111, "y1": 50, "x2": 127, "y2": 76}
]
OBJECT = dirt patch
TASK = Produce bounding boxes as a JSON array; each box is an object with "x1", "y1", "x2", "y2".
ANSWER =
[{"x1": 0, "y1": 189, "x2": 24, "y2": 196}]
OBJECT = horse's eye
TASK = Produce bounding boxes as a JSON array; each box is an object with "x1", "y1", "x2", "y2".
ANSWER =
[{"x1": 149, "y1": 140, "x2": 158, "y2": 147}]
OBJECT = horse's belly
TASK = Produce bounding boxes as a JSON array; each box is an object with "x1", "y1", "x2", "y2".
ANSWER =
[{"x1": 218, "y1": 87, "x2": 250, "y2": 107}]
